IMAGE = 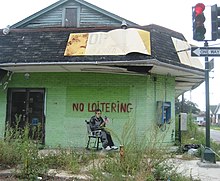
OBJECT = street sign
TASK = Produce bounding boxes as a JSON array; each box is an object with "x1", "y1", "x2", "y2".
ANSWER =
[
  {"x1": 191, "y1": 47, "x2": 220, "y2": 57},
  {"x1": 209, "y1": 58, "x2": 214, "y2": 71}
]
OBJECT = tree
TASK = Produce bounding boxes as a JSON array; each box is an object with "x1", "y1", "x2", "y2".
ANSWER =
[{"x1": 175, "y1": 98, "x2": 200, "y2": 114}]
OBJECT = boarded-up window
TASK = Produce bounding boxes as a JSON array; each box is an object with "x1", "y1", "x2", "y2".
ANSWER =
[{"x1": 64, "y1": 8, "x2": 78, "y2": 27}]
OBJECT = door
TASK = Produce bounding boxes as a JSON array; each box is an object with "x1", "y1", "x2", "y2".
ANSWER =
[{"x1": 6, "y1": 88, "x2": 45, "y2": 144}]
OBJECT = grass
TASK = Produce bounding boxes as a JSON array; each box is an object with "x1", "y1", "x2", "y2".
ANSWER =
[
  {"x1": 211, "y1": 125, "x2": 220, "y2": 131},
  {"x1": 177, "y1": 113, "x2": 220, "y2": 161},
  {"x1": 0, "y1": 118, "x2": 206, "y2": 180},
  {"x1": 89, "y1": 120, "x2": 195, "y2": 181},
  {"x1": 0, "y1": 124, "x2": 98, "y2": 180}
]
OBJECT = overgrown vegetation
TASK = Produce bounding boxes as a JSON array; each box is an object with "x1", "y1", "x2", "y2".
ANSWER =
[
  {"x1": 0, "y1": 118, "x2": 210, "y2": 180},
  {"x1": 90, "y1": 120, "x2": 194, "y2": 181},
  {"x1": 0, "y1": 124, "x2": 96, "y2": 180},
  {"x1": 176, "y1": 113, "x2": 220, "y2": 160}
]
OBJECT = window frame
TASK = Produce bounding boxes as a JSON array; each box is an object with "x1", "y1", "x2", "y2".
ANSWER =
[{"x1": 62, "y1": 6, "x2": 80, "y2": 27}]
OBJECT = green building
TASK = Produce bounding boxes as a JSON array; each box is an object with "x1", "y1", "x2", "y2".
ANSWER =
[{"x1": 0, "y1": 0, "x2": 204, "y2": 148}]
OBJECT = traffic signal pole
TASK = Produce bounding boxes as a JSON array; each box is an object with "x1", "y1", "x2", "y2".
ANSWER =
[
  {"x1": 203, "y1": 40, "x2": 216, "y2": 163},
  {"x1": 192, "y1": 3, "x2": 220, "y2": 163},
  {"x1": 204, "y1": 40, "x2": 210, "y2": 148},
  {"x1": 191, "y1": 3, "x2": 217, "y2": 163}
]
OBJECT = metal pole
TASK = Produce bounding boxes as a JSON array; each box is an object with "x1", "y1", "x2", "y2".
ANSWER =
[
  {"x1": 204, "y1": 40, "x2": 210, "y2": 148},
  {"x1": 178, "y1": 94, "x2": 184, "y2": 146},
  {"x1": 178, "y1": 114, "x2": 181, "y2": 146},
  {"x1": 202, "y1": 41, "x2": 216, "y2": 163}
]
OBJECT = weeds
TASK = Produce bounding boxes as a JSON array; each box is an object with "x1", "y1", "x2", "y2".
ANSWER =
[
  {"x1": 177, "y1": 114, "x2": 220, "y2": 161},
  {"x1": 0, "y1": 123, "x2": 97, "y2": 180},
  {"x1": 91, "y1": 120, "x2": 192, "y2": 181},
  {"x1": 0, "y1": 117, "x2": 207, "y2": 180}
]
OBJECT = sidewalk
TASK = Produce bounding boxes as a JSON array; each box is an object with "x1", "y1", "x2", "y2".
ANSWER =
[{"x1": 174, "y1": 158, "x2": 220, "y2": 181}]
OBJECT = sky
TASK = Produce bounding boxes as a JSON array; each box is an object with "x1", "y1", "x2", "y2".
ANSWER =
[{"x1": 0, "y1": 0, "x2": 220, "y2": 111}]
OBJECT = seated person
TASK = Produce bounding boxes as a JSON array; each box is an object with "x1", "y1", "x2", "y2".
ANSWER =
[{"x1": 89, "y1": 109, "x2": 118, "y2": 151}]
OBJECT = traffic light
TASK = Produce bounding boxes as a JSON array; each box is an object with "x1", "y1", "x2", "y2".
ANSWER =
[
  {"x1": 211, "y1": 4, "x2": 220, "y2": 41},
  {"x1": 192, "y1": 3, "x2": 206, "y2": 41}
]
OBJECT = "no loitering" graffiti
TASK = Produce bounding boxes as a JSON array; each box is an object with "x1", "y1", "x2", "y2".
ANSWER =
[{"x1": 72, "y1": 101, "x2": 133, "y2": 113}]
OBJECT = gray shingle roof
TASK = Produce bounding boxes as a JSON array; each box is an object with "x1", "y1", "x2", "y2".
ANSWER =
[
  {"x1": 0, "y1": 25, "x2": 205, "y2": 97},
  {"x1": 0, "y1": 25, "x2": 199, "y2": 71}
]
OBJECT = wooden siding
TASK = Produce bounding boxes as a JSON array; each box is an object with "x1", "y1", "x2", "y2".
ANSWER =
[
  {"x1": 80, "y1": 7, "x2": 121, "y2": 27},
  {"x1": 19, "y1": 1, "x2": 122, "y2": 28},
  {"x1": 26, "y1": 8, "x2": 63, "y2": 28}
]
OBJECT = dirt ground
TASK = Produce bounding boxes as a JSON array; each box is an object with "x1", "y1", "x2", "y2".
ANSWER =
[{"x1": 0, "y1": 175, "x2": 78, "y2": 181}]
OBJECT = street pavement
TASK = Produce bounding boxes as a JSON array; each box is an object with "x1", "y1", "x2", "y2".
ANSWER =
[
  {"x1": 210, "y1": 129, "x2": 220, "y2": 143},
  {"x1": 199, "y1": 127, "x2": 220, "y2": 143}
]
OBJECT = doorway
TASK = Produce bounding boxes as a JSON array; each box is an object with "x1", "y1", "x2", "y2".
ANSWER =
[{"x1": 6, "y1": 88, "x2": 45, "y2": 144}]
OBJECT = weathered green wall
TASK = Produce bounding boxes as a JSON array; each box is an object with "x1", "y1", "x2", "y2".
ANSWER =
[
  {"x1": 0, "y1": 89, "x2": 6, "y2": 140},
  {"x1": 0, "y1": 72, "x2": 175, "y2": 147}
]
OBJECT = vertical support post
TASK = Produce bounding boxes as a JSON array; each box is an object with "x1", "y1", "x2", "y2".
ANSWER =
[
  {"x1": 178, "y1": 94, "x2": 184, "y2": 147},
  {"x1": 202, "y1": 40, "x2": 216, "y2": 163},
  {"x1": 178, "y1": 114, "x2": 181, "y2": 146},
  {"x1": 204, "y1": 40, "x2": 210, "y2": 148}
]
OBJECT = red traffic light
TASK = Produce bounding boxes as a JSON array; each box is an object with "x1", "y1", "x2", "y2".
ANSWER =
[
  {"x1": 195, "y1": 3, "x2": 205, "y2": 16},
  {"x1": 192, "y1": 3, "x2": 206, "y2": 41}
]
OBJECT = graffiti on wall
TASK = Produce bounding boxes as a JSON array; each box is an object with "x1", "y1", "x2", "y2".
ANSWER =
[{"x1": 72, "y1": 101, "x2": 133, "y2": 113}]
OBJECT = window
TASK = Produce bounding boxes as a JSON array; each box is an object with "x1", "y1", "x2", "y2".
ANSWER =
[{"x1": 63, "y1": 7, "x2": 79, "y2": 27}]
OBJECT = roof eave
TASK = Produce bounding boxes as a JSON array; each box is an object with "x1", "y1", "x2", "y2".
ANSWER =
[{"x1": 0, "y1": 59, "x2": 204, "y2": 98}]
